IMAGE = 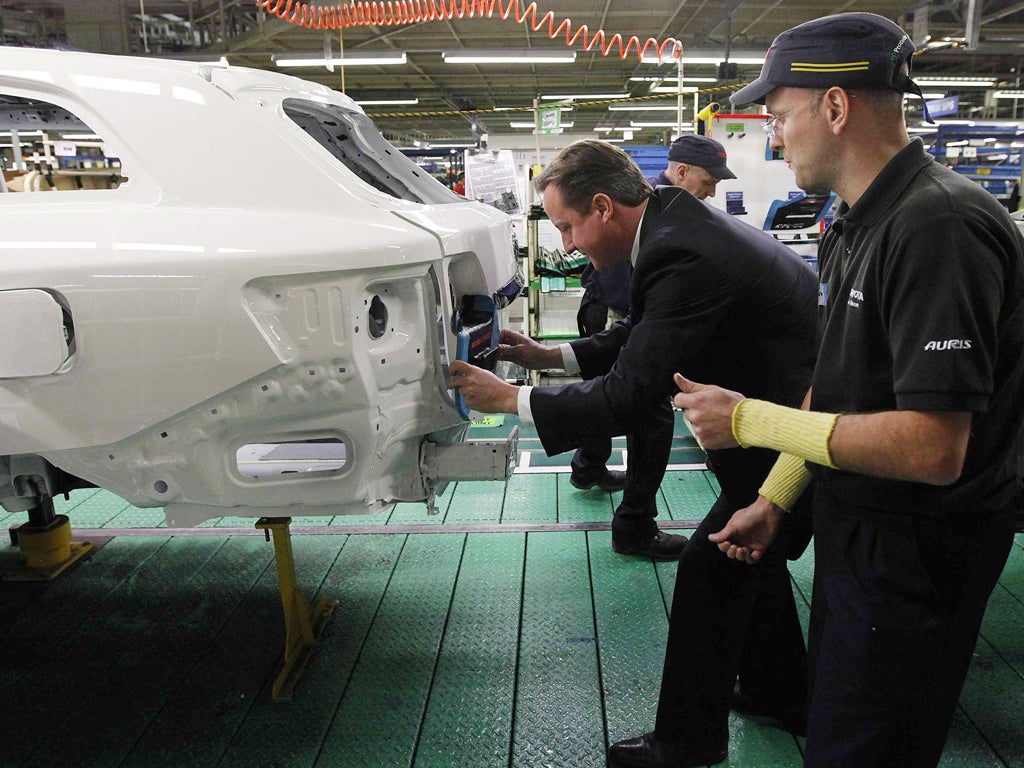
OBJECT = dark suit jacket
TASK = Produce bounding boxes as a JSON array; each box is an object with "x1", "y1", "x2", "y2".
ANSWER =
[{"x1": 530, "y1": 186, "x2": 818, "y2": 506}]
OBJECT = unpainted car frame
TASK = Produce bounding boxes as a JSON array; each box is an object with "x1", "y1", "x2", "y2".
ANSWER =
[{"x1": 0, "y1": 47, "x2": 522, "y2": 527}]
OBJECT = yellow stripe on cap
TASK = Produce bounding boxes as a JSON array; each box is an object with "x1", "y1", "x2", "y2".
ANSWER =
[{"x1": 791, "y1": 61, "x2": 870, "y2": 72}]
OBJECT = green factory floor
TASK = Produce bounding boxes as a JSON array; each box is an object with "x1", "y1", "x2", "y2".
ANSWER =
[{"x1": 1, "y1": 416, "x2": 1022, "y2": 768}]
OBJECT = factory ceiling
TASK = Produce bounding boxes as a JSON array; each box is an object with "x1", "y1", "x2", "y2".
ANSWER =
[{"x1": 7, "y1": 0, "x2": 1024, "y2": 145}]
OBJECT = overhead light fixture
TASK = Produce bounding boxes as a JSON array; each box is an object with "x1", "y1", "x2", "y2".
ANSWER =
[
  {"x1": 429, "y1": 141, "x2": 477, "y2": 148},
  {"x1": 903, "y1": 92, "x2": 947, "y2": 100},
  {"x1": 643, "y1": 50, "x2": 766, "y2": 65},
  {"x1": 630, "y1": 121, "x2": 687, "y2": 128},
  {"x1": 493, "y1": 105, "x2": 572, "y2": 112},
  {"x1": 914, "y1": 77, "x2": 995, "y2": 87},
  {"x1": 602, "y1": 138, "x2": 626, "y2": 143},
  {"x1": 908, "y1": 126, "x2": 939, "y2": 134},
  {"x1": 541, "y1": 93, "x2": 629, "y2": 101},
  {"x1": 354, "y1": 98, "x2": 419, "y2": 105},
  {"x1": 684, "y1": 56, "x2": 766, "y2": 65},
  {"x1": 933, "y1": 119, "x2": 976, "y2": 126},
  {"x1": 993, "y1": 91, "x2": 1024, "y2": 99},
  {"x1": 594, "y1": 127, "x2": 614, "y2": 132},
  {"x1": 650, "y1": 86, "x2": 701, "y2": 94},
  {"x1": 60, "y1": 133, "x2": 102, "y2": 140},
  {"x1": 946, "y1": 139, "x2": 970, "y2": 146},
  {"x1": 443, "y1": 49, "x2": 576, "y2": 64},
  {"x1": 274, "y1": 51, "x2": 407, "y2": 67},
  {"x1": 609, "y1": 104, "x2": 687, "y2": 112},
  {"x1": 629, "y1": 76, "x2": 716, "y2": 83},
  {"x1": 509, "y1": 121, "x2": 574, "y2": 128}
]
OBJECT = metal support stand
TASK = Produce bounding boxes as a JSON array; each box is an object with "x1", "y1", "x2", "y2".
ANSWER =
[
  {"x1": 255, "y1": 517, "x2": 336, "y2": 701},
  {"x1": 4, "y1": 484, "x2": 93, "y2": 582}
]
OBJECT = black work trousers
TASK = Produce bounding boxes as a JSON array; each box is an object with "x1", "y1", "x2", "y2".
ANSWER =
[
  {"x1": 610, "y1": 401, "x2": 675, "y2": 543},
  {"x1": 804, "y1": 486, "x2": 1015, "y2": 767},
  {"x1": 653, "y1": 465, "x2": 809, "y2": 745}
]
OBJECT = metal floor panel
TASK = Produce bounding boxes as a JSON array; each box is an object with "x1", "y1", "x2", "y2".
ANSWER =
[{"x1": 1, "y1": 422, "x2": 1022, "y2": 768}]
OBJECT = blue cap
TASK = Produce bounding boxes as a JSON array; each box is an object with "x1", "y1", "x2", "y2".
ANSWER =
[
  {"x1": 731, "y1": 13, "x2": 918, "y2": 106},
  {"x1": 667, "y1": 135, "x2": 736, "y2": 180}
]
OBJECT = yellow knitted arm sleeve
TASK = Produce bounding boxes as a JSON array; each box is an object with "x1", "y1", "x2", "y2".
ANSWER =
[
  {"x1": 732, "y1": 398, "x2": 840, "y2": 469},
  {"x1": 757, "y1": 452, "x2": 813, "y2": 512}
]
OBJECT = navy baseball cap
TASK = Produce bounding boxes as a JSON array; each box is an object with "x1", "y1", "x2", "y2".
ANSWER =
[
  {"x1": 731, "y1": 13, "x2": 919, "y2": 106},
  {"x1": 667, "y1": 135, "x2": 737, "y2": 180}
]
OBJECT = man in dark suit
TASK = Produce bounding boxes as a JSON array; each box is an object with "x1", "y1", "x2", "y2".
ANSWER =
[
  {"x1": 569, "y1": 134, "x2": 738, "y2": 495},
  {"x1": 450, "y1": 139, "x2": 817, "y2": 765}
]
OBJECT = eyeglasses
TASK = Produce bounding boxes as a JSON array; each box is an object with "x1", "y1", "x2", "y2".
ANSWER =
[{"x1": 761, "y1": 93, "x2": 825, "y2": 139}]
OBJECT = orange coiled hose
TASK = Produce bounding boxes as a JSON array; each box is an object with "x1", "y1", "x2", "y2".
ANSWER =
[{"x1": 254, "y1": 0, "x2": 681, "y2": 61}]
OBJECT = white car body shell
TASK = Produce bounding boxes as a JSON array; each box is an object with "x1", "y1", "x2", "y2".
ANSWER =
[{"x1": 0, "y1": 48, "x2": 520, "y2": 525}]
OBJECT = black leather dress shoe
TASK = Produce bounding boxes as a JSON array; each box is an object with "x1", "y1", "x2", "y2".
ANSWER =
[
  {"x1": 607, "y1": 732, "x2": 728, "y2": 768},
  {"x1": 611, "y1": 530, "x2": 688, "y2": 560},
  {"x1": 731, "y1": 683, "x2": 808, "y2": 737},
  {"x1": 570, "y1": 468, "x2": 627, "y2": 492}
]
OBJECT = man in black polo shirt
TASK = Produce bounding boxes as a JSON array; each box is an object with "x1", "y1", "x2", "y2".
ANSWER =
[{"x1": 674, "y1": 13, "x2": 1024, "y2": 768}]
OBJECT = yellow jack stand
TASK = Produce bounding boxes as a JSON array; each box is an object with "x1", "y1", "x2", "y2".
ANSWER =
[
  {"x1": 5, "y1": 509, "x2": 93, "y2": 582},
  {"x1": 256, "y1": 517, "x2": 337, "y2": 701}
]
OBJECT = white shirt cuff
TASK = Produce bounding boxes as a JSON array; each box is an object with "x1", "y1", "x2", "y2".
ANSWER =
[
  {"x1": 560, "y1": 343, "x2": 581, "y2": 375},
  {"x1": 517, "y1": 385, "x2": 535, "y2": 425}
]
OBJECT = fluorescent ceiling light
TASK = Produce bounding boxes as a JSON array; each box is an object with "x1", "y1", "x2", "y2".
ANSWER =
[
  {"x1": 903, "y1": 93, "x2": 946, "y2": 100},
  {"x1": 914, "y1": 77, "x2": 995, "y2": 87},
  {"x1": 933, "y1": 119, "x2": 976, "y2": 126},
  {"x1": 429, "y1": 142, "x2": 477, "y2": 148},
  {"x1": 993, "y1": 91, "x2": 1024, "y2": 99},
  {"x1": 602, "y1": 138, "x2": 625, "y2": 143},
  {"x1": 946, "y1": 139, "x2": 970, "y2": 146},
  {"x1": 643, "y1": 50, "x2": 765, "y2": 65},
  {"x1": 682, "y1": 56, "x2": 766, "y2": 65},
  {"x1": 60, "y1": 133, "x2": 102, "y2": 140},
  {"x1": 541, "y1": 93, "x2": 629, "y2": 100},
  {"x1": 630, "y1": 76, "x2": 716, "y2": 83},
  {"x1": 609, "y1": 104, "x2": 687, "y2": 112},
  {"x1": 650, "y1": 86, "x2": 701, "y2": 94},
  {"x1": 630, "y1": 121, "x2": 686, "y2": 127},
  {"x1": 355, "y1": 98, "x2": 419, "y2": 105},
  {"x1": 908, "y1": 126, "x2": 939, "y2": 134},
  {"x1": 509, "y1": 121, "x2": 574, "y2": 128},
  {"x1": 493, "y1": 105, "x2": 572, "y2": 112},
  {"x1": 443, "y1": 49, "x2": 576, "y2": 64},
  {"x1": 274, "y1": 51, "x2": 407, "y2": 67},
  {"x1": 594, "y1": 127, "x2": 614, "y2": 132}
]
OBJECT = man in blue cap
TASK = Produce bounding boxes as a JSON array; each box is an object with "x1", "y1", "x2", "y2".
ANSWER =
[
  {"x1": 647, "y1": 134, "x2": 737, "y2": 199},
  {"x1": 667, "y1": 11, "x2": 1024, "y2": 768}
]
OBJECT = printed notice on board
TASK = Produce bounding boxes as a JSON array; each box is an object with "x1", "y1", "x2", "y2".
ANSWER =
[{"x1": 464, "y1": 149, "x2": 524, "y2": 215}]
